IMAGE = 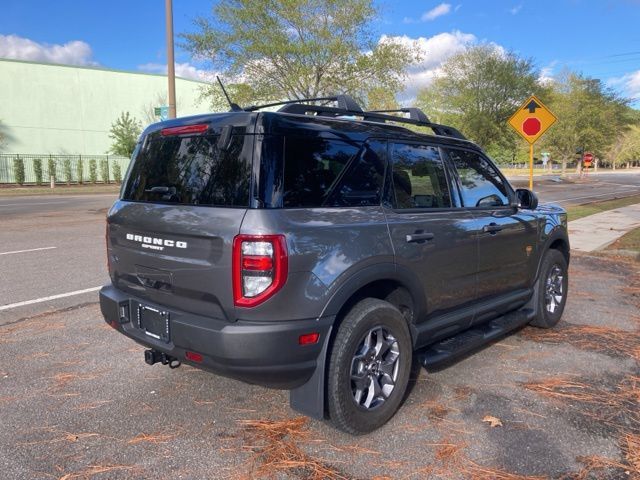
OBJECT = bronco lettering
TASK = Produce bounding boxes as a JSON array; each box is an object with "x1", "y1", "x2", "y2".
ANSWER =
[{"x1": 125, "y1": 233, "x2": 187, "y2": 249}]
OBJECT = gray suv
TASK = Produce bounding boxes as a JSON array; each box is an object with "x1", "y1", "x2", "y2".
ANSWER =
[{"x1": 100, "y1": 95, "x2": 569, "y2": 434}]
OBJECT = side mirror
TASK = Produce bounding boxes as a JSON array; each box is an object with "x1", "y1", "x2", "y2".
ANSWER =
[{"x1": 516, "y1": 189, "x2": 539, "y2": 210}]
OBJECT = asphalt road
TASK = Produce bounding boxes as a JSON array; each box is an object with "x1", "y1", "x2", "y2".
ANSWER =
[
  {"x1": 0, "y1": 194, "x2": 112, "y2": 322},
  {"x1": 511, "y1": 171, "x2": 640, "y2": 206}
]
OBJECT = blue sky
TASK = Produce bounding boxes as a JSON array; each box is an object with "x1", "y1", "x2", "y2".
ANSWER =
[{"x1": 2, "y1": 1, "x2": 639, "y2": 105}]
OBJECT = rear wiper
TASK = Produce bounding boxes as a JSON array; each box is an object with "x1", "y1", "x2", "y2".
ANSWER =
[{"x1": 144, "y1": 186, "x2": 172, "y2": 194}]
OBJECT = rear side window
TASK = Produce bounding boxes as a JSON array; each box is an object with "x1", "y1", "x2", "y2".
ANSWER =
[
  {"x1": 122, "y1": 134, "x2": 251, "y2": 206},
  {"x1": 390, "y1": 143, "x2": 451, "y2": 209},
  {"x1": 445, "y1": 149, "x2": 510, "y2": 208},
  {"x1": 282, "y1": 137, "x2": 364, "y2": 208}
]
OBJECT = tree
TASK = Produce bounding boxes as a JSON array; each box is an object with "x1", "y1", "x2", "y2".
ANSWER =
[
  {"x1": 108, "y1": 111, "x2": 142, "y2": 157},
  {"x1": 366, "y1": 86, "x2": 400, "y2": 111},
  {"x1": 605, "y1": 125, "x2": 640, "y2": 169},
  {"x1": 181, "y1": 0, "x2": 418, "y2": 107},
  {"x1": 540, "y1": 72, "x2": 630, "y2": 174},
  {"x1": 415, "y1": 45, "x2": 541, "y2": 163}
]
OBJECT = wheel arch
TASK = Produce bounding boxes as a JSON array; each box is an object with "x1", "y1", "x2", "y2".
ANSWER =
[
  {"x1": 535, "y1": 228, "x2": 570, "y2": 280},
  {"x1": 290, "y1": 263, "x2": 426, "y2": 420},
  {"x1": 320, "y1": 262, "x2": 427, "y2": 339}
]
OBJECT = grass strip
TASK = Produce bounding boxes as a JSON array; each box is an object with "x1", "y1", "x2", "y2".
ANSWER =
[{"x1": 565, "y1": 193, "x2": 640, "y2": 221}]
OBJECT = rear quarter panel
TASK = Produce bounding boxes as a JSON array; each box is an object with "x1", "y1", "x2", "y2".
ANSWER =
[{"x1": 238, "y1": 207, "x2": 394, "y2": 322}]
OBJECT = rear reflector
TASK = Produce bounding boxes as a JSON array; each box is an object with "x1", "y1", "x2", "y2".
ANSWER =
[
  {"x1": 299, "y1": 332, "x2": 320, "y2": 345},
  {"x1": 161, "y1": 124, "x2": 209, "y2": 136},
  {"x1": 185, "y1": 351, "x2": 203, "y2": 363}
]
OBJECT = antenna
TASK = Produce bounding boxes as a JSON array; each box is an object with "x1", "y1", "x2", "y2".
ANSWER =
[{"x1": 216, "y1": 76, "x2": 243, "y2": 112}]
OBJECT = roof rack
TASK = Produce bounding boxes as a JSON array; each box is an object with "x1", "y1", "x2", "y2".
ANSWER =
[{"x1": 241, "y1": 94, "x2": 466, "y2": 140}]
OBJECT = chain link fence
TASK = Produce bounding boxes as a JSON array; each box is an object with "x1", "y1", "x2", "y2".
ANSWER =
[{"x1": 0, "y1": 154, "x2": 131, "y2": 185}]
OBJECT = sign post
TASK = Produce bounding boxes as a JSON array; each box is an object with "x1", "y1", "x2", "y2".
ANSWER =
[{"x1": 508, "y1": 95, "x2": 557, "y2": 190}]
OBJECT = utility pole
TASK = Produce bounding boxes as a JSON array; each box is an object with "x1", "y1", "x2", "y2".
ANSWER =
[{"x1": 165, "y1": 0, "x2": 177, "y2": 119}]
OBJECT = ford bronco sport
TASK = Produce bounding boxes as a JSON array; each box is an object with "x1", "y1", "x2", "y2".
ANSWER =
[{"x1": 100, "y1": 95, "x2": 569, "y2": 434}]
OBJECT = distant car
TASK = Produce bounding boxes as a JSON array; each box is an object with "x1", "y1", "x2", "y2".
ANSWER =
[{"x1": 100, "y1": 95, "x2": 570, "y2": 434}]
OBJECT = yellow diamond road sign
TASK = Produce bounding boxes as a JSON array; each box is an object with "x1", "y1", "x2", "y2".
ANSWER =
[{"x1": 508, "y1": 95, "x2": 557, "y2": 144}]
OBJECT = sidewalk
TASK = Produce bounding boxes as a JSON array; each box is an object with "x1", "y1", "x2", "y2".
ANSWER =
[{"x1": 568, "y1": 203, "x2": 640, "y2": 252}]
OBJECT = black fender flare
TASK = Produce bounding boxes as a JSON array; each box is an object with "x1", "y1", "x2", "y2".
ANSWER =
[
  {"x1": 535, "y1": 226, "x2": 570, "y2": 281},
  {"x1": 319, "y1": 262, "x2": 427, "y2": 324},
  {"x1": 290, "y1": 262, "x2": 427, "y2": 420}
]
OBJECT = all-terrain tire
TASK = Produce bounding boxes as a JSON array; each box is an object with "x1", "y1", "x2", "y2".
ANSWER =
[
  {"x1": 327, "y1": 298, "x2": 412, "y2": 435},
  {"x1": 530, "y1": 249, "x2": 568, "y2": 329}
]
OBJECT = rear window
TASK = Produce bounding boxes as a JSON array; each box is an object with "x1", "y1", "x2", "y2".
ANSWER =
[{"x1": 122, "y1": 134, "x2": 251, "y2": 206}]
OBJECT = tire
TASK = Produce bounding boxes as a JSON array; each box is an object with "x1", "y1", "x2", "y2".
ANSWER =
[
  {"x1": 530, "y1": 249, "x2": 569, "y2": 329},
  {"x1": 327, "y1": 298, "x2": 412, "y2": 435}
]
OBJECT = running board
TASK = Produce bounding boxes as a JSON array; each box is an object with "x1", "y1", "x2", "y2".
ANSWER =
[{"x1": 418, "y1": 308, "x2": 533, "y2": 368}]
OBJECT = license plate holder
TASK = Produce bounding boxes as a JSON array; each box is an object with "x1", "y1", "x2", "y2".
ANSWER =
[{"x1": 138, "y1": 305, "x2": 170, "y2": 342}]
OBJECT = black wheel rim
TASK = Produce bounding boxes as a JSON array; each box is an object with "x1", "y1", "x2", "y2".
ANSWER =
[
  {"x1": 350, "y1": 326, "x2": 400, "y2": 410},
  {"x1": 545, "y1": 264, "x2": 564, "y2": 314}
]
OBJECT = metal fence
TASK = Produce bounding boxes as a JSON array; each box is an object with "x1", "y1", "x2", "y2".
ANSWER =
[{"x1": 0, "y1": 154, "x2": 131, "y2": 184}]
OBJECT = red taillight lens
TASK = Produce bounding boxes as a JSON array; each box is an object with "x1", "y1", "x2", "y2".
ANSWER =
[
  {"x1": 232, "y1": 234, "x2": 288, "y2": 307},
  {"x1": 160, "y1": 124, "x2": 209, "y2": 136}
]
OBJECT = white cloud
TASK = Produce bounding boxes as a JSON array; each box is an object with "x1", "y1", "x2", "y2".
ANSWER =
[
  {"x1": 509, "y1": 4, "x2": 523, "y2": 15},
  {"x1": 404, "y1": 3, "x2": 452, "y2": 23},
  {"x1": 609, "y1": 70, "x2": 640, "y2": 101},
  {"x1": 138, "y1": 62, "x2": 211, "y2": 81},
  {"x1": 0, "y1": 34, "x2": 96, "y2": 65},
  {"x1": 423, "y1": 3, "x2": 452, "y2": 20},
  {"x1": 380, "y1": 31, "x2": 476, "y2": 101},
  {"x1": 538, "y1": 62, "x2": 557, "y2": 85}
]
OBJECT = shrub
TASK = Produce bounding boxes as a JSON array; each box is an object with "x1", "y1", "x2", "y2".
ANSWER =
[
  {"x1": 89, "y1": 159, "x2": 97, "y2": 184},
  {"x1": 63, "y1": 158, "x2": 73, "y2": 185},
  {"x1": 13, "y1": 156, "x2": 25, "y2": 185},
  {"x1": 113, "y1": 163, "x2": 122, "y2": 184},
  {"x1": 100, "y1": 159, "x2": 109, "y2": 184},
  {"x1": 33, "y1": 158, "x2": 43, "y2": 186},
  {"x1": 77, "y1": 157, "x2": 84, "y2": 184},
  {"x1": 48, "y1": 157, "x2": 57, "y2": 182}
]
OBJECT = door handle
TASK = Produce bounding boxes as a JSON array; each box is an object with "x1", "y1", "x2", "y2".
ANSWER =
[
  {"x1": 406, "y1": 232, "x2": 435, "y2": 243},
  {"x1": 482, "y1": 223, "x2": 502, "y2": 234}
]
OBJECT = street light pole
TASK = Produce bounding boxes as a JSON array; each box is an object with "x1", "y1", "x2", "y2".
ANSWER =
[{"x1": 165, "y1": 0, "x2": 177, "y2": 119}]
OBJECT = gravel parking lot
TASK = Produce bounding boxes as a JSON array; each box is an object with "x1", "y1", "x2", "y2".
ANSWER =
[{"x1": 1, "y1": 253, "x2": 638, "y2": 479}]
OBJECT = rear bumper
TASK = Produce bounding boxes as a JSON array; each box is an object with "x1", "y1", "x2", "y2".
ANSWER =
[{"x1": 99, "y1": 284, "x2": 333, "y2": 389}]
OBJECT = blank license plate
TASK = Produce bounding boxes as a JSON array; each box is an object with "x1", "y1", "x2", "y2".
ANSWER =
[{"x1": 138, "y1": 306, "x2": 169, "y2": 342}]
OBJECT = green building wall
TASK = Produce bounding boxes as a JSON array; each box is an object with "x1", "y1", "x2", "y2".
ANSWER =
[{"x1": 0, "y1": 58, "x2": 212, "y2": 155}]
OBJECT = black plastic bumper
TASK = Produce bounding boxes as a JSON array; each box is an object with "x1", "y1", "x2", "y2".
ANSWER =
[{"x1": 99, "y1": 284, "x2": 334, "y2": 389}]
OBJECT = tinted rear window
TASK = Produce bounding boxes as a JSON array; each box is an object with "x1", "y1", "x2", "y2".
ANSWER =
[{"x1": 122, "y1": 134, "x2": 251, "y2": 206}]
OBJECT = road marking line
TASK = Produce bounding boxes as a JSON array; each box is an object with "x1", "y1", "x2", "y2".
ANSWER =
[
  {"x1": 0, "y1": 287, "x2": 101, "y2": 311},
  {"x1": 0, "y1": 201, "x2": 69, "y2": 207},
  {"x1": 0, "y1": 246, "x2": 57, "y2": 256}
]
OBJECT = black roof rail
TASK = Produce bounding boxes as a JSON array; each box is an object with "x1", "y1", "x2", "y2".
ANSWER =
[
  {"x1": 368, "y1": 108, "x2": 430, "y2": 123},
  {"x1": 277, "y1": 102, "x2": 467, "y2": 140},
  {"x1": 241, "y1": 93, "x2": 466, "y2": 140},
  {"x1": 244, "y1": 94, "x2": 363, "y2": 113}
]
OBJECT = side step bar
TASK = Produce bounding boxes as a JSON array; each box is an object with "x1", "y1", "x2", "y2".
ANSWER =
[{"x1": 418, "y1": 308, "x2": 534, "y2": 368}]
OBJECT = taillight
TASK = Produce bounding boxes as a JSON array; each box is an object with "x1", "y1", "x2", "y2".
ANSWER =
[{"x1": 233, "y1": 234, "x2": 288, "y2": 307}]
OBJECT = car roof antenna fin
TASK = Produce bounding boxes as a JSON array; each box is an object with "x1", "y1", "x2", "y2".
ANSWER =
[{"x1": 216, "y1": 76, "x2": 243, "y2": 112}]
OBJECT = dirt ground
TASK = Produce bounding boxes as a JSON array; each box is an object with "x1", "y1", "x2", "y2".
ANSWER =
[{"x1": 0, "y1": 254, "x2": 638, "y2": 480}]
